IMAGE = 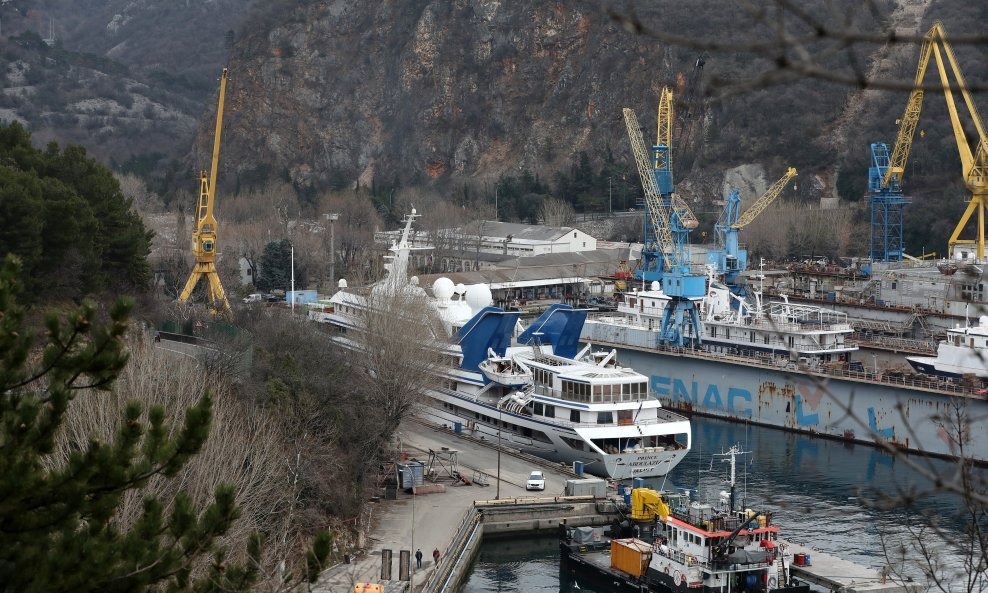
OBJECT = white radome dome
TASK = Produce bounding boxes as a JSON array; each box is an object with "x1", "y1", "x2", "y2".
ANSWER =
[
  {"x1": 432, "y1": 277, "x2": 455, "y2": 300},
  {"x1": 455, "y1": 283, "x2": 467, "y2": 296},
  {"x1": 650, "y1": 281, "x2": 660, "y2": 291},
  {"x1": 338, "y1": 279, "x2": 348, "y2": 289},
  {"x1": 465, "y1": 284, "x2": 493, "y2": 314}
]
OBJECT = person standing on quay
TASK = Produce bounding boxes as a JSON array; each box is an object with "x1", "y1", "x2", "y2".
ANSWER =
[
  {"x1": 433, "y1": 548, "x2": 440, "y2": 566},
  {"x1": 415, "y1": 549, "x2": 423, "y2": 569}
]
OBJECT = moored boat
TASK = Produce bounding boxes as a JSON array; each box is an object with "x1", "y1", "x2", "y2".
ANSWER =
[
  {"x1": 321, "y1": 209, "x2": 692, "y2": 479},
  {"x1": 906, "y1": 315, "x2": 988, "y2": 380},
  {"x1": 560, "y1": 445, "x2": 810, "y2": 592}
]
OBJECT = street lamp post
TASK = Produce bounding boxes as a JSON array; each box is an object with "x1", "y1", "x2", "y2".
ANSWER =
[
  {"x1": 496, "y1": 405, "x2": 502, "y2": 500},
  {"x1": 290, "y1": 242, "x2": 295, "y2": 315},
  {"x1": 609, "y1": 176, "x2": 612, "y2": 214},
  {"x1": 325, "y1": 213, "x2": 339, "y2": 290}
]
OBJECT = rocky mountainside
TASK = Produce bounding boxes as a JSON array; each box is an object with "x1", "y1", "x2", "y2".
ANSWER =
[
  {"x1": 0, "y1": 0, "x2": 254, "y2": 174},
  {"x1": 214, "y1": 1, "x2": 880, "y2": 196},
  {"x1": 205, "y1": 0, "x2": 988, "y2": 254}
]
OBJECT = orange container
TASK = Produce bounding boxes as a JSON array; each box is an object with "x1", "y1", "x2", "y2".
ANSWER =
[
  {"x1": 610, "y1": 538, "x2": 653, "y2": 578},
  {"x1": 352, "y1": 584, "x2": 384, "y2": 593}
]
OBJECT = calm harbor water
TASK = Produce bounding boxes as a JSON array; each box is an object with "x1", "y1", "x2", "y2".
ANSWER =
[{"x1": 459, "y1": 415, "x2": 979, "y2": 592}]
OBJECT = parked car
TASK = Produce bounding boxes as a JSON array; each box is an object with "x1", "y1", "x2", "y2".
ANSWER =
[
  {"x1": 243, "y1": 293, "x2": 263, "y2": 303},
  {"x1": 526, "y1": 471, "x2": 545, "y2": 491}
]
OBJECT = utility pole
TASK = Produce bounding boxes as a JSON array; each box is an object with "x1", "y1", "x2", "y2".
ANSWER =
[
  {"x1": 290, "y1": 243, "x2": 295, "y2": 314},
  {"x1": 326, "y1": 213, "x2": 339, "y2": 290},
  {"x1": 609, "y1": 176, "x2": 613, "y2": 214}
]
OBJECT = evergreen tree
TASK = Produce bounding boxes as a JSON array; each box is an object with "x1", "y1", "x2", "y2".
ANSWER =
[
  {"x1": 0, "y1": 255, "x2": 329, "y2": 592},
  {"x1": 0, "y1": 123, "x2": 153, "y2": 299},
  {"x1": 256, "y1": 239, "x2": 300, "y2": 292}
]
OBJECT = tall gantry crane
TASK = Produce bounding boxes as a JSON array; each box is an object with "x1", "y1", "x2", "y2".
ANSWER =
[
  {"x1": 870, "y1": 21, "x2": 988, "y2": 261},
  {"x1": 624, "y1": 99, "x2": 705, "y2": 347},
  {"x1": 636, "y1": 87, "x2": 699, "y2": 282},
  {"x1": 178, "y1": 68, "x2": 231, "y2": 314},
  {"x1": 712, "y1": 167, "x2": 797, "y2": 293}
]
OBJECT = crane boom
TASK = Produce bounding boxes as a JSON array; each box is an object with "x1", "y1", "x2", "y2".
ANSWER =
[
  {"x1": 732, "y1": 167, "x2": 797, "y2": 229},
  {"x1": 882, "y1": 32, "x2": 935, "y2": 189},
  {"x1": 656, "y1": 87, "x2": 673, "y2": 169},
  {"x1": 178, "y1": 68, "x2": 231, "y2": 314},
  {"x1": 624, "y1": 107, "x2": 676, "y2": 270}
]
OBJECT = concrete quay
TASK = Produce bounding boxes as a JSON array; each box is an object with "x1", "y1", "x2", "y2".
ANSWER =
[
  {"x1": 314, "y1": 420, "x2": 587, "y2": 593},
  {"x1": 783, "y1": 540, "x2": 920, "y2": 593}
]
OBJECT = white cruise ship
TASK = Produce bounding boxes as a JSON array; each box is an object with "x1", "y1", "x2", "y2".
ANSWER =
[{"x1": 319, "y1": 210, "x2": 691, "y2": 479}]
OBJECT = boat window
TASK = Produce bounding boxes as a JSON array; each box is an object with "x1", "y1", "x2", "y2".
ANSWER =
[
  {"x1": 725, "y1": 328, "x2": 730, "y2": 340},
  {"x1": 533, "y1": 402, "x2": 544, "y2": 415},
  {"x1": 543, "y1": 404, "x2": 555, "y2": 418},
  {"x1": 617, "y1": 410, "x2": 633, "y2": 426},
  {"x1": 570, "y1": 409, "x2": 581, "y2": 423},
  {"x1": 597, "y1": 411, "x2": 613, "y2": 425},
  {"x1": 710, "y1": 327, "x2": 716, "y2": 338},
  {"x1": 530, "y1": 429, "x2": 552, "y2": 443}
]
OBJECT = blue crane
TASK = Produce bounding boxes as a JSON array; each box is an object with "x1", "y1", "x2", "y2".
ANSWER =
[
  {"x1": 711, "y1": 167, "x2": 797, "y2": 295},
  {"x1": 623, "y1": 94, "x2": 706, "y2": 347}
]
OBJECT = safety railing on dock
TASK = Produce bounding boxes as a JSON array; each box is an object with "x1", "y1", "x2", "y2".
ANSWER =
[{"x1": 421, "y1": 508, "x2": 482, "y2": 593}]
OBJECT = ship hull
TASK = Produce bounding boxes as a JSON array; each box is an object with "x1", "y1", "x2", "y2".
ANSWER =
[
  {"x1": 418, "y1": 389, "x2": 690, "y2": 480},
  {"x1": 584, "y1": 327, "x2": 988, "y2": 462}
]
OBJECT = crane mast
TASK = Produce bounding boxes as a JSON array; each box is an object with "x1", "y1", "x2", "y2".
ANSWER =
[{"x1": 178, "y1": 68, "x2": 231, "y2": 314}]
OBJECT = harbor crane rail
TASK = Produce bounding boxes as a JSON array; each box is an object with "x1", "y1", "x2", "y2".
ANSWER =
[{"x1": 178, "y1": 68, "x2": 231, "y2": 314}]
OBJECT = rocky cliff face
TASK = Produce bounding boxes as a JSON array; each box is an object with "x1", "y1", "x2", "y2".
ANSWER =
[
  {"x1": 205, "y1": 0, "x2": 971, "y2": 218},
  {"x1": 219, "y1": 1, "x2": 854, "y2": 193},
  {"x1": 217, "y1": 1, "x2": 670, "y2": 190}
]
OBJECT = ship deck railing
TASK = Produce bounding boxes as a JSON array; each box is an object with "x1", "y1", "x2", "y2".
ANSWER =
[
  {"x1": 582, "y1": 330, "x2": 985, "y2": 398},
  {"x1": 592, "y1": 313, "x2": 852, "y2": 342},
  {"x1": 586, "y1": 315, "x2": 854, "y2": 355},
  {"x1": 457, "y1": 390, "x2": 690, "y2": 430}
]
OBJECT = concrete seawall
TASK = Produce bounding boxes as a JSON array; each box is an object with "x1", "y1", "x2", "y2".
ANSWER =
[{"x1": 424, "y1": 498, "x2": 619, "y2": 593}]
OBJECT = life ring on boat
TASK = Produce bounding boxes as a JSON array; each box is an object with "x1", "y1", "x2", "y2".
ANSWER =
[
  {"x1": 709, "y1": 290, "x2": 715, "y2": 297},
  {"x1": 768, "y1": 576, "x2": 778, "y2": 589},
  {"x1": 680, "y1": 573, "x2": 688, "y2": 586}
]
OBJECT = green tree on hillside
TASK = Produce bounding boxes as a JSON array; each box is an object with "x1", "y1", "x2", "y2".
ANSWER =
[
  {"x1": 0, "y1": 123, "x2": 152, "y2": 299},
  {"x1": 0, "y1": 255, "x2": 329, "y2": 592},
  {"x1": 256, "y1": 238, "x2": 304, "y2": 292}
]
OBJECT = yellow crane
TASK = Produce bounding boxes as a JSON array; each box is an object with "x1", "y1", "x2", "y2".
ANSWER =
[
  {"x1": 179, "y1": 68, "x2": 231, "y2": 313},
  {"x1": 731, "y1": 167, "x2": 798, "y2": 229},
  {"x1": 715, "y1": 167, "x2": 797, "y2": 289},
  {"x1": 881, "y1": 22, "x2": 988, "y2": 260}
]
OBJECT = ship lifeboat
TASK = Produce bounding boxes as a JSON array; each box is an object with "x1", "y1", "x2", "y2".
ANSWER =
[
  {"x1": 937, "y1": 262, "x2": 958, "y2": 276},
  {"x1": 479, "y1": 353, "x2": 532, "y2": 388}
]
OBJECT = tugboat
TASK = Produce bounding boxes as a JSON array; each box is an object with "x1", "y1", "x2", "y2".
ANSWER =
[{"x1": 560, "y1": 445, "x2": 810, "y2": 592}]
